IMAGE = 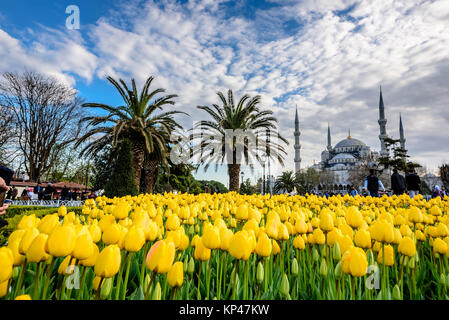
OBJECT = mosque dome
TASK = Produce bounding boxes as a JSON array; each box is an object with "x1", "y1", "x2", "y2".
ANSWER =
[{"x1": 334, "y1": 138, "x2": 366, "y2": 149}]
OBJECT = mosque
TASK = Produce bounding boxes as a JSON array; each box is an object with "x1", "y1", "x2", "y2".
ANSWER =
[{"x1": 293, "y1": 88, "x2": 406, "y2": 188}]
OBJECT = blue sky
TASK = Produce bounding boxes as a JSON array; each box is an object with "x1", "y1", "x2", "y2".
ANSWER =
[{"x1": 1, "y1": 0, "x2": 449, "y2": 187}]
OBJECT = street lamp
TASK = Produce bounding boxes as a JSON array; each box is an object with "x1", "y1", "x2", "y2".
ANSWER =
[{"x1": 241, "y1": 171, "x2": 245, "y2": 186}]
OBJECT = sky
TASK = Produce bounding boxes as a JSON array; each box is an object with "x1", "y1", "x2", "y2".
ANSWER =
[{"x1": 0, "y1": 0, "x2": 448, "y2": 187}]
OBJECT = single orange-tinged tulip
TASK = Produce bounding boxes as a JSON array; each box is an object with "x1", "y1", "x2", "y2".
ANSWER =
[
  {"x1": 146, "y1": 240, "x2": 176, "y2": 273},
  {"x1": 255, "y1": 232, "x2": 272, "y2": 257},
  {"x1": 47, "y1": 225, "x2": 77, "y2": 257},
  {"x1": 26, "y1": 233, "x2": 50, "y2": 263},
  {"x1": 124, "y1": 226, "x2": 145, "y2": 252},
  {"x1": 94, "y1": 245, "x2": 121, "y2": 278},
  {"x1": 167, "y1": 261, "x2": 184, "y2": 288}
]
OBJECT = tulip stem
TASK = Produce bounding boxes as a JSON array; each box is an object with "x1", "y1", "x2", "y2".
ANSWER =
[
  {"x1": 264, "y1": 257, "x2": 269, "y2": 293},
  {"x1": 232, "y1": 260, "x2": 239, "y2": 300},
  {"x1": 33, "y1": 262, "x2": 41, "y2": 300},
  {"x1": 144, "y1": 271, "x2": 156, "y2": 300},
  {"x1": 77, "y1": 266, "x2": 87, "y2": 300},
  {"x1": 115, "y1": 251, "x2": 129, "y2": 300},
  {"x1": 96, "y1": 277, "x2": 105, "y2": 300},
  {"x1": 42, "y1": 257, "x2": 56, "y2": 300},
  {"x1": 140, "y1": 242, "x2": 149, "y2": 285},
  {"x1": 121, "y1": 252, "x2": 133, "y2": 300},
  {"x1": 197, "y1": 262, "x2": 202, "y2": 300},
  {"x1": 14, "y1": 257, "x2": 28, "y2": 298}
]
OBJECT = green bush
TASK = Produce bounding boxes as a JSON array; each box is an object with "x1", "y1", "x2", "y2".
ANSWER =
[{"x1": 0, "y1": 206, "x2": 82, "y2": 246}]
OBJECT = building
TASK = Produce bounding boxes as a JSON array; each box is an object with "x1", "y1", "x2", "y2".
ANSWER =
[{"x1": 304, "y1": 87, "x2": 405, "y2": 189}]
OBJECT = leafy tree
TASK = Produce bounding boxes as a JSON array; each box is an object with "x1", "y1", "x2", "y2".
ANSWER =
[
  {"x1": 154, "y1": 163, "x2": 202, "y2": 194},
  {"x1": 378, "y1": 137, "x2": 420, "y2": 174},
  {"x1": 104, "y1": 140, "x2": 138, "y2": 197},
  {"x1": 440, "y1": 163, "x2": 449, "y2": 190},
  {"x1": 295, "y1": 168, "x2": 320, "y2": 195},
  {"x1": 240, "y1": 178, "x2": 257, "y2": 195},
  {"x1": 197, "y1": 180, "x2": 228, "y2": 193},
  {"x1": 193, "y1": 89, "x2": 288, "y2": 192},
  {"x1": 76, "y1": 75, "x2": 185, "y2": 193}
]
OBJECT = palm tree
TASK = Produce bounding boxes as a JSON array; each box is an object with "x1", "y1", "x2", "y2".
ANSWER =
[
  {"x1": 75, "y1": 76, "x2": 186, "y2": 193},
  {"x1": 274, "y1": 171, "x2": 296, "y2": 194},
  {"x1": 193, "y1": 89, "x2": 288, "y2": 192}
]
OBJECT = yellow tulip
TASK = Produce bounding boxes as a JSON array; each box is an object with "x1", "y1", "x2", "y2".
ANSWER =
[
  {"x1": 102, "y1": 223, "x2": 122, "y2": 245},
  {"x1": 255, "y1": 232, "x2": 272, "y2": 257},
  {"x1": 219, "y1": 227, "x2": 233, "y2": 251},
  {"x1": 377, "y1": 245, "x2": 395, "y2": 266},
  {"x1": 0, "y1": 280, "x2": 7, "y2": 298},
  {"x1": 398, "y1": 236, "x2": 416, "y2": 257},
  {"x1": 354, "y1": 228, "x2": 371, "y2": 249},
  {"x1": 112, "y1": 201, "x2": 131, "y2": 220},
  {"x1": 293, "y1": 235, "x2": 305, "y2": 250},
  {"x1": 47, "y1": 225, "x2": 77, "y2": 257},
  {"x1": 124, "y1": 226, "x2": 145, "y2": 252},
  {"x1": 94, "y1": 245, "x2": 121, "y2": 278},
  {"x1": 202, "y1": 226, "x2": 221, "y2": 250},
  {"x1": 228, "y1": 231, "x2": 252, "y2": 260},
  {"x1": 146, "y1": 240, "x2": 176, "y2": 273},
  {"x1": 79, "y1": 243, "x2": 99, "y2": 267},
  {"x1": 0, "y1": 251, "x2": 13, "y2": 282},
  {"x1": 15, "y1": 294, "x2": 32, "y2": 300},
  {"x1": 167, "y1": 261, "x2": 184, "y2": 288},
  {"x1": 166, "y1": 214, "x2": 180, "y2": 231},
  {"x1": 194, "y1": 237, "x2": 211, "y2": 261},
  {"x1": 18, "y1": 227, "x2": 39, "y2": 255},
  {"x1": 26, "y1": 234, "x2": 50, "y2": 263},
  {"x1": 72, "y1": 232, "x2": 94, "y2": 260},
  {"x1": 236, "y1": 204, "x2": 249, "y2": 220},
  {"x1": 433, "y1": 238, "x2": 448, "y2": 254},
  {"x1": 37, "y1": 214, "x2": 59, "y2": 235}
]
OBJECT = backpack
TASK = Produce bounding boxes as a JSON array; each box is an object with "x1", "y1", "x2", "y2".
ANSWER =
[{"x1": 367, "y1": 175, "x2": 379, "y2": 192}]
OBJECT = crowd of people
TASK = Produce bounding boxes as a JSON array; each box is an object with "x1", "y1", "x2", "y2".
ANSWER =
[{"x1": 10, "y1": 183, "x2": 97, "y2": 201}]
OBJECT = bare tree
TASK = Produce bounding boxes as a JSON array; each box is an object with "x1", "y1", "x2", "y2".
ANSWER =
[
  {"x1": 0, "y1": 104, "x2": 16, "y2": 165},
  {"x1": 319, "y1": 170, "x2": 336, "y2": 190},
  {"x1": 0, "y1": 71, "x2": 84, "y2": 182}
]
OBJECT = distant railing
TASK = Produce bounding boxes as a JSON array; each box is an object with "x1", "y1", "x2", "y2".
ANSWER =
[{"x1": 8, "y1": 200, "x2": 84, "y2": 207}]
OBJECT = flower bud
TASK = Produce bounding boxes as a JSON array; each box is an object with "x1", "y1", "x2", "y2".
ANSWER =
[
  {"x1": 408, "y1": 256, "x2": 415, "y2": 269},
  {"x1": 167, "y1": 261, "x2": 184, "y2": 288},
  {"x1": 312, "y1": 247, "x2": 319, "y2": 262},
  {"x1": 152, "y1": 282, "x2": 162, "y2": 300},
  {"x1": 279, "y1": 274, "x2": 290, "y2": 298},
  {"x1": 334, "y1": 261, "x2": 342, "y2": 279},
  {"x1": 440, "y1": 273, "x2": 446, "y2": 286},
  {"x1": 319, "y1": 258, "x2": 328, "y2": 277},
  {"x1": 188, "y1": 257, "x2": 195, "y2": 275},
  {"x1": 100, "y1": 277, "x2": 113, "y2": 300},
  {"x1": 291, "y1": 258, "x2": 299, "y2": 276},
  {"x1": 392, "y1": 284, "x2": 401, "y2": 300},
  {"x1": 256, "y1": 262, "x2": 264, "y2": 284},
  {"x1": 333, "y1": 242, "x2": 341, "y2": 260}
]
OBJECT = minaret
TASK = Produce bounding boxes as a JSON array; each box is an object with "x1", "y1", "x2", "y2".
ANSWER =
[
  {"x1": 378, "y1": 86, "x2": 389, "y2": 157},
  {"x1": 399, "y1": 113, "x2": 406, "y2": 150},
  {"x1": 294, "y1": 106, "x2": 301, "y2": 173},
  {"x1": 327, "y1": 123, "x2": 332, "y2": 151}
]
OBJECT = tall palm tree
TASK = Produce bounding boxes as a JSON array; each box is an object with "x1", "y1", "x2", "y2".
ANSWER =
[
  {"x1": 75, "y1": 76, "x2": 186, "y2": 193},
  {"x1": 274, "y1": 171, "x2": 296, "y2": 194},
  {"x1": 192, "y1": 89, "x2": 288, "y2": 192}
]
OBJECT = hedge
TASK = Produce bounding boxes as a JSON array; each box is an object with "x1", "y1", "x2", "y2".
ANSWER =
[{"x1": 0, "y1": 206, "x2": 82, "y2": 246}]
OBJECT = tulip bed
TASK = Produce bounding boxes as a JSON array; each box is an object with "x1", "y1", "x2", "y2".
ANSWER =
[{"x1": 0, "y1": 192, "x2": 449, "y2": 300}]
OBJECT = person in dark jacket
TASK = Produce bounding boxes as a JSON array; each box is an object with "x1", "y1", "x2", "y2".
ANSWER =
[
  {"x1": 43, "y1": 183, "x2": 55, "y2": 200},
  {"x1": 391, "y1": 168, "x2": 406, "y2": 195},
  {"x1": 405, "y1": 170, "x2": 421, "y2": 198},
  {"x1": 60, "y1": 185, "x2": 69, "y2": 200},
  {"x1": 364, "y1": 169, "x2": 385, "y2": 197}
]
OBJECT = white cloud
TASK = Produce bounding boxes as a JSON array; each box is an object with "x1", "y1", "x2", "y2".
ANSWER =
[{"x1": 1, "y1": 0, "x2": 449, "y2": 181}]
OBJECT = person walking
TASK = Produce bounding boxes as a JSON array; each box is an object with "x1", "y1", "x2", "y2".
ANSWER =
[
  {"x1": 43, "y1": 183, "x2": 55, "y2": 200},
  {"x1": 349, "y1": 186, "x2": 358, "y2": 197},
  {"x1": 432, "y1": 185, "x2": 443, "y2": 199},
  {"x1": 60, "y1": 185, "x2": 69, "y2": 201},
  {"x1": 391, "y1": 168, "x2": 406, "y2": 195},
  {"x1": 364, "y1": 169, "x2": 386, "y2": 197},
  {"x1": 11, "y1": 186, "x2": 18, "y2": 200},
  {"x1": 405, "y1": 169, "x2": 421, "y2": 199}
]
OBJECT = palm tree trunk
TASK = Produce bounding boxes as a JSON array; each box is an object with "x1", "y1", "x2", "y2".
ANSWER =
[
  {"x1": 142, "y1": 154, "x2": 158, "y2": 194},
  {"x1": 228, "y1": 163, "x2": 241, "y2": 192},
  {"x1": 131, "y1": 142, "x2": 145, "y2": 193}
]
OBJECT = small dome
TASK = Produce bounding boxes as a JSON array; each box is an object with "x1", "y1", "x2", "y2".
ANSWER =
[{"x1": 334, "y1": 138, "x2": 366, "y2": 149}]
